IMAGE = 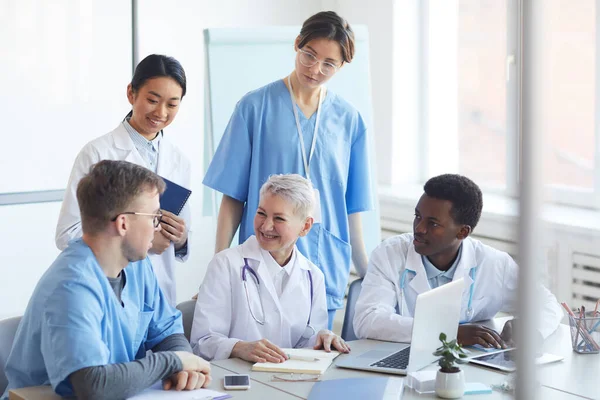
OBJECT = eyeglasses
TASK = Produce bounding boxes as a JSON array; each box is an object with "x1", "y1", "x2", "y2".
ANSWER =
[
  {"x1": 111, "y1": 210, "x2": 163, "y2": 227},
  {"x1": 297, "y1": 49, "x2": 340, "y2": 77},
  {"x1": 271, "y1": 373, "x2": 322, "y2": 382}
]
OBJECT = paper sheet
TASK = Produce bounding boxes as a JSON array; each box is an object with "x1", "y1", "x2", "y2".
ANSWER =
[{"x1": 128, "y1": 381, "x2": 231, "y2": 400}]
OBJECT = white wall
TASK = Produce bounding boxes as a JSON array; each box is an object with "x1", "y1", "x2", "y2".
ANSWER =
[
  {"x1": 0, "y1": 0, "x2": 323, "y2": 319},
  {"x1": 0, "y1": 203, "x2": 61, "y2": 319},
  {"x1": 0, "y1": 0, "x2": 132, "y2": 193}
]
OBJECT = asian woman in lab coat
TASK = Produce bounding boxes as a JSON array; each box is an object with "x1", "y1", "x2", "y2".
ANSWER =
[
  {"x1": 191, "y1": 174, "x2": 350, "y2": 362},
  {"x1": 203, "y1": 11, "x2": 374, "y2": 329},
  {"x1": 55, "y1": 54, "x2": 191, "y2": 306}
]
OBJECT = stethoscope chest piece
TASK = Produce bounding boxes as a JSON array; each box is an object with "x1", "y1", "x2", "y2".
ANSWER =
[{"x1": 241, "y1": 258, "x2": 314, "y2": 329}]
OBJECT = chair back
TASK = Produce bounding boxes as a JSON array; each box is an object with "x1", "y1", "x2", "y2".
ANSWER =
[
  {"x1": 176, "y1": 300, "x2": 196, "y2": 342},
  {"x1": 341, "y1": 279, "x2": 363, "y2": 341},
  {"x1": 0, "y1": 316, "x2": 22, "y2": 393}
]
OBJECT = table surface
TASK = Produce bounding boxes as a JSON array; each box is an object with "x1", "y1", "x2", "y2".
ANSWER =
[
  {"x1": 9, "y1": 321, "x2": 600, "y2": 400},
  {"x1": 9, "y1": 365, "x2": 299, "y2": 400},
  {"x1": 211, "y1": 320, "x2": 599, "y2": 400}
]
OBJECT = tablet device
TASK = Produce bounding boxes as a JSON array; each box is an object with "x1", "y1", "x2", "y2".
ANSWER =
[
  {"x1": 469, "y1": 349, "x2": 564, "y2": 372},
  {"x1": 467, "y1": 344, "x2": 516, "y2": 353},
  {"x1": 469, "y1": 349, "x2": 517, "y2": 372}
]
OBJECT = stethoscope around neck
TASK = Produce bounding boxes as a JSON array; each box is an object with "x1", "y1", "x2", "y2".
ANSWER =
[
  {"x1": 398, "y1": 267, "x2": 477, "y2": 323},
  {"x1": 242, "y1": 258, "x2": 315, "y2": 346}
]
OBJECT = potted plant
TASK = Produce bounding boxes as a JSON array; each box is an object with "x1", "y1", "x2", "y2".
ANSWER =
[{"x1": 433, "y1": 332, "x2": 470, "y2": 398}]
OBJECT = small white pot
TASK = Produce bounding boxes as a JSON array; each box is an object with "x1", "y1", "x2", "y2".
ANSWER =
[{"x1": 435, "y1": 369, "x2": 465, "y2": 399}]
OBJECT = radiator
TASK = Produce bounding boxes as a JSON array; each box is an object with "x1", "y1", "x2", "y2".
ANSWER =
[{"x1": 572, "y1": 252, "x2": 600, "y2": 310}]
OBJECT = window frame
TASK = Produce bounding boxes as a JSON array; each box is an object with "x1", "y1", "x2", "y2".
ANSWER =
[{"x1": 411, "y1": 0, "x2": 600, "y2": 210}]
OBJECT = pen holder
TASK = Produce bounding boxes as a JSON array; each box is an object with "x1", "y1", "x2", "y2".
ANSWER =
[{"x1": 568, "y1": 311, "x2": 600, "y2": 354}]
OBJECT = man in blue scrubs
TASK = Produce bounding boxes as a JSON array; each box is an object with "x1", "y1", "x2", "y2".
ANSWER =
[{"x1": 3, "y1": 160, "x2": 210, "y2": 399}]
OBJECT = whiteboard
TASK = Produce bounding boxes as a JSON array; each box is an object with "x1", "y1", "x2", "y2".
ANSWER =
[
  {"x1": 203, "y1": 25, "x2": 381, "y2": 256},
  {"x1": 0, "y1": 0, "x2": 132, "y2": 194}
]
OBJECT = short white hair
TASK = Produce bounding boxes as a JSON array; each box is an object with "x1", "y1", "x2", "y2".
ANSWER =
[{"x1": 259, "y1": 174, "x2": 314, "y2": 219}]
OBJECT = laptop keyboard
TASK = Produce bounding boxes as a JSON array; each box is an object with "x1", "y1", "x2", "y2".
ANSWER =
[{"x1": 370, "y1": 347, "x2": 411, "y2": 370}]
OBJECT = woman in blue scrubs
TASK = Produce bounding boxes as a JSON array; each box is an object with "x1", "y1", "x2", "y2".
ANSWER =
[{"x1": 203, "y1": 11, "x2": 373, "y2": 328}]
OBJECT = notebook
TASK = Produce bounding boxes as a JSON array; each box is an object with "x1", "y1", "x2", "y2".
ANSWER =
[
  {"x1": 252, "y1": 348, "x2": 340, "y2": 374},
  {"x1": 307, "y1": 377, "x2": 404, "y2": 400},
  {"x1": 160, "y1": 177, "x2": 192, "y2": 216},
  {"x1": 128, "y1": 381, "x2": 231, "y2": 399}
]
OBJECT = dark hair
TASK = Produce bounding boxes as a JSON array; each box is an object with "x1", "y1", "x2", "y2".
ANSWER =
[
  {"x1": 297, "y1": 11, "x2": 355, "y2": 64},
  {"x1": 130, "y1": 54, "x2": 187, "y2": 97},
  {"x1": 423, "y1": 174, "x2": 483, "y2": 229},
  {"x1": 77, "y1": 160, "x2": 166, "y2": 235}
]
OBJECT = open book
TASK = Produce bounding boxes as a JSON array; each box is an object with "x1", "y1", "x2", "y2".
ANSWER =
[{"x1": 252, "y1": 348, "x2": 340, "y2": 375}]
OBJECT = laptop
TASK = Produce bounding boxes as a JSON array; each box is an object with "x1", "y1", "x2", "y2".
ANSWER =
[{"x1": 336, "y1": 278, "x2": 465, "y2": 375}]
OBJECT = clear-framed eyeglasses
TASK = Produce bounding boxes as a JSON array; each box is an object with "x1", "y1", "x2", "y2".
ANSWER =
[
  {"x1": 271, "y1": 373, "x2": 322, "y2": 382},
  {"x1": 297, "y1": 49, "x2": 340, "y2": 77},
  {"x1": 111, "y1": 210, "x2": 163, "y2": 227}
]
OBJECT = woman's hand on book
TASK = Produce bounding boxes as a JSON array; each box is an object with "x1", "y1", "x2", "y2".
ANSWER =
[{"x1": 232, "y1": 339, "x2": 288, "y2": 363}]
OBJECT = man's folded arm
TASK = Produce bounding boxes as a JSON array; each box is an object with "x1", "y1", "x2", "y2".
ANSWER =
[{"x1": 69, "y1": 333, "x2": 191, "y2": 400}]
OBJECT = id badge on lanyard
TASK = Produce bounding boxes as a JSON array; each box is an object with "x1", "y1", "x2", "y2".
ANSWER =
[{"x1": 288, "y1": 75, "x2": 323, "y2": 224}]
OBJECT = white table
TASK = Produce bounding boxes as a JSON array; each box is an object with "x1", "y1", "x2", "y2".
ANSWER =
[
  {"x1": 535, "y1": 323, "x2": 599, "y2": 400},
  {"x1": 212, "y1": 324, "x2": 599, "y2": 400},
  {"x1": 10, "y1": 323, "x2": 599, "y2": 399},
  {"x1": 8, "y1": 365, "x2": 299, "y2": 400}
]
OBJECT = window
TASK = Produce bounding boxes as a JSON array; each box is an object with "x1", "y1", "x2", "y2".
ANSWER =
[
  {"x1": 424, "y1": 0, "x2": 510, "y2": 191},
  {"x1": 404, "y1": 0, "x2": 600, "y2": 208},
  {"x1": 538, "y1": 0, "x2": 595, "y2": 194},
  {"x1": 457, "y1": 1, "x2": 508, "y2": 189}
]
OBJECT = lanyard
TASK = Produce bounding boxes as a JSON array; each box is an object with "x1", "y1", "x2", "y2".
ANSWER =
[{"x1": 287, "y1": 75, "x2": 323, "y2": 181}]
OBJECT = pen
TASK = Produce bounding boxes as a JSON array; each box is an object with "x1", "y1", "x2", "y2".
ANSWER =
[
  {"x1": 588, "y1": 318, "x2": 600, "y2": 336},
  {"x1": 579, "y1": 306, "x2": 591, "y2": 351},
  {"x1": 286, "y1": 354, "x2": 319, "y2": 362}
]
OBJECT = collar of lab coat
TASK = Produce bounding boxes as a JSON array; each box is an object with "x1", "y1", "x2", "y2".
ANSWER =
[
  {"x1": 113, "y1": 122, "x2": 136, "y2": 151},
  {"x1": 239, "y1": 236, "x2": 310, "y2": 271},
  {"x1": 406, "y1": 236, "x2": 476, "y2": 294},
  {"x1": 110, "y1": 123, "x2": 179, "y2": 178},
  {"x1": 239, "y1": 236, "x2": 311, "y2": 312},
  {"x1": 260, "y1": 246, "x2": 297, "y2": 280}
]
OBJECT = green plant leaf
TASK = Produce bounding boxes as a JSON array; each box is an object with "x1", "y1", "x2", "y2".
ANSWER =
[{"x1": 439, "y1": 332, "x2": 447, "y2": 341}]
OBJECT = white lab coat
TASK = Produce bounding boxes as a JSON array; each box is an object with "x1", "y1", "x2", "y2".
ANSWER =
[
  {"x1": 354, "y1": 234, "x2": 563, "y2": 343},
  {"x1": 191, "y1": 236, "x2": 328, "y2": 361},
  {"x1": 55, "y1": 123, "x2": 191, "y2": 306}
]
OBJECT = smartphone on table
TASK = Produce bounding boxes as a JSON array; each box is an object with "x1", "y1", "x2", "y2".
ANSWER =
[{"x1": 223, "y1": 374, "x2": 251, "y2": 390}]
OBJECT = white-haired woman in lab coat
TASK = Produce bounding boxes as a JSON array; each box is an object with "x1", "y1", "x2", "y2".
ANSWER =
[{"x1": 191, "y1": 174, "x2": 350, "y2": 362}]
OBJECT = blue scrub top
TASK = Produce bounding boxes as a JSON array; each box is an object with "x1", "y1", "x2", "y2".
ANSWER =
[
  {"x1": 3, "y1": 239, "x2": 183, "y2": 397},
  {"x1": 203, "y1": 79, "x2": 373, "y2": 310}
]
